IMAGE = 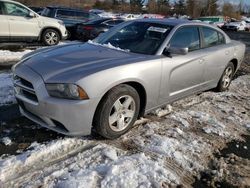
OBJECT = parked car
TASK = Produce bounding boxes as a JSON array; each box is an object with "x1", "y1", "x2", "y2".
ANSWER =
[
  {"x1": 222, "y1": 21, "x2": 246, "y2": 31},
  {"x1": 41, "y1": 6, "x2": 99, "y2": 39},
  {"x1": 13, "y1": 19, "x2": 245, "y2": 139},
  {"x1": 244, "y1": 20, "x2": 250, "y2": 31},
  {"x1": 76, "y1": 18, "x2": 125, "y2": 41},
  {"x1": 198, "y1": 16, "x2": 225, "y2": 28},
  {"x1": 0, "y1": 0, "x2": 67, "y2": 45}
]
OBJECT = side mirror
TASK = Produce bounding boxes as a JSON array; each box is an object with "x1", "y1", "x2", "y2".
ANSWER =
[
  {"x1": 165, "y1": 46, "x2": 189, "y2": 55},
  {"x1": 28, "y1": 11, "x2": 36, "y2": 18}
]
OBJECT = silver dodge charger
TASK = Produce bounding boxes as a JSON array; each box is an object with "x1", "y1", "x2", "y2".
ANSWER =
[{"x1": 13, "y1": 19, "x2": 245, "y2": 139}]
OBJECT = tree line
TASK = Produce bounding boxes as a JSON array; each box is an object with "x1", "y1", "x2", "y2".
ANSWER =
[{"x1": 17, "y1": 0, "x2": 250, "y2": 19}]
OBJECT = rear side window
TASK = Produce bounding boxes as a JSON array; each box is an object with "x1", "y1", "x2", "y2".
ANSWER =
[
  {"x1": 75, "y1": 11, "x2": 88, "y2": 19},
  {"x1": 169, "y1": 26, "x2": 200, "y2": 52},
  {"x1": 202, "y1": 27, "x2": 225, "y2": 48},
  {"x1": 3, "y1": 2, "x2": 29, "y2": 17}
]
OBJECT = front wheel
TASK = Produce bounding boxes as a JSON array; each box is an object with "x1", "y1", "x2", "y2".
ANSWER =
[
  {"x1": 42, "y1": 29, "x2": 60, "y2": 46},
  {"x1": 216, "y1": 62, "x2": 235, "y2": 92},
  {"x1": 94, "y1": 84, "x2": 140, "y2": 139}
]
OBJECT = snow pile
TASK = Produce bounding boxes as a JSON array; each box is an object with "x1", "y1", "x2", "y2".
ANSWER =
[
  {"x1": 0, "y1": 50, "x2": 32, "y2": 64},
  {"x1": 154, "y1": 105, "x2": 173, "y2": 117},
  {"x1": 0, "y1": 138, "x2": 89, "y2": 182},
  {"x1": 0, "y1": 73, "x2": 16, "y2": 106},
  {"x1": 188, "y1": 111, "x2": 230, "y2": 137},
  {"x1": 88, "y1": 40, "x2": 130, "y2": 52},
  {"x1": 132, "y1": 122, "x2": 208, "y2": 172},
  {"x1": 55, "y1": 153, "x2": 179, "y2": 188},
  {"x1": 0, "y1": 142, "x2": 179, "y2": 188},
  {"x1": 1, "y1": 137, "x2": 12, "y2": 146}
]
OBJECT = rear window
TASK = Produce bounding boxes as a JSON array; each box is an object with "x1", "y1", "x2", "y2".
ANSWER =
[
  {"x1": 75, "y1": 11, "x2": 88, "y2": 19},
  {"x1": 56, "y1": 9, "x2": 75, "y2": 19},
  {"x1": 202, "y1": 27, "x2": 225, "y2": 48},
  {"x1": 41, "y1": 8, "x2": 53, "y2": 17},
  {"x1": 104, "y1": 20, "x2": 124, "y2": 26}
]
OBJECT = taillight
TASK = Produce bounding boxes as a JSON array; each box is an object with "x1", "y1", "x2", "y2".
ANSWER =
[{"x1": 83, "y1": 26, "x2": 94, "y2": 30}]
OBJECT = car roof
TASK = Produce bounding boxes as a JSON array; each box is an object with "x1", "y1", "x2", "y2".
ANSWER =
[
  {"x1": 135, "y1": 18, "x2": 192, "y2": 26},
  {"x1": 45, "y1": 6, "x2": 87, "y2": 12},
  {"x1": 135, "y1": 18, "x2": 223, "y2": 28}
]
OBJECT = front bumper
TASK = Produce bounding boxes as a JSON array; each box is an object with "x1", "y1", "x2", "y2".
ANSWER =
[
  {"x1": 14, "y1": 64, "x2": 99, "y2": 136},
  {"x1": 60, "y1": 25, "x2": 68, "y2": 40}
]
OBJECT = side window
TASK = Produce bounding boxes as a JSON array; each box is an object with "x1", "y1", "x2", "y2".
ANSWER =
[
  {"x1": 202, "y1": 27, "x2": 224, "y2": 48},
  {"x1": 3, "y1": 2, "x2": 29, "y2": 17},
  {"x1": 169, "y1": 27, "x2": 200, "y2": 52},
  {"x1": 56, "y1": 10, "x2": 75, "y2": 19}
]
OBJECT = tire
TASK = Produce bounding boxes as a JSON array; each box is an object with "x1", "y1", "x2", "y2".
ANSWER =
[
  {"x1": 94, "y1": 84, "x2": 140, "y2": 139},
  {"x1": 42, "y1": 29, "x2": 60, "y2": 46},
  {"x1": 216, "y1": 62, "x2": 235, "y2": 92}
]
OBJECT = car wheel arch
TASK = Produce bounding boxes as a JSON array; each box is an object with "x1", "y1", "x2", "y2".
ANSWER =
[
  {"x1": 92, "y1": 81, "x2": 147, "y2": 128},
  {"x1": 39, "y1": 27, "x2": 62, "y2": 41},
  {"x1": 230, "y1": 58, "x2": 238, "y2": 73}
]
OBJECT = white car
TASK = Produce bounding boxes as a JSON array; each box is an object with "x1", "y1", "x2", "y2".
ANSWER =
[
  {"x1": 222, "y1": 21, "x2": 246, "y2": 31},
  {"x1": 0, "y1": 0, "x2": 67, "y2": 46}
]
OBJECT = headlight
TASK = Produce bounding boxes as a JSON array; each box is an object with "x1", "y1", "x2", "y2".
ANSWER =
[{"x1": 46, "y1": 83, "x2": 89, "y2": 100}]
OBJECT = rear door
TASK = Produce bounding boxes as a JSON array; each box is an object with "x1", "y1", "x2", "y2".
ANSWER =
[
  {"x1": 160, "y1": 26, "x2": 206, "y2": 102},
  {"x1": 0, "y1": 2, "x2": 10, "y2": 42},
  {"x1": 3, "y1": 1, "x2": 40, "y2": 41},
  {"x1": 200, "y1": 26, "x2": 230, "y2": 85}
]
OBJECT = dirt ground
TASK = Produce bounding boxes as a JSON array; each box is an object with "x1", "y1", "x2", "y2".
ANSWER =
[{"x1": 0, "y1": 31, "x2": 249, "y2": 188}]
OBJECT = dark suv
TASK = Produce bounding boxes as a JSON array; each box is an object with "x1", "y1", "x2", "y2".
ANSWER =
[{"x1": 41, "y1": 6, "x2": 99, "y2": 39}]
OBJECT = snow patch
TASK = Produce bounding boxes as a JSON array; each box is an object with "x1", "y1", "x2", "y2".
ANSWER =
[
  {"x1": 0, "y1": 49, "x2": 32, "y2": 64},
  {"x1": 0, "y1": 73, "x2": 16, "y2": 106},
  {"x1": 154, "y1": 105, "x2": 173, "y2": 117},
  {"x1": 88, "y1": 40, "x2": 130, "y2": 52}
]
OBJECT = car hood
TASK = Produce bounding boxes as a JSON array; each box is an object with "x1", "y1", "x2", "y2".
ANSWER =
[{"x1": 23, "y1": 43, "x2": 152, "y2": 82}]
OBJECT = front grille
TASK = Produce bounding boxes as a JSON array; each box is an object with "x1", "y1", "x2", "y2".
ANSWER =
[{"x1": 14, "y1": 75, "x2": 38, "y2": 103}]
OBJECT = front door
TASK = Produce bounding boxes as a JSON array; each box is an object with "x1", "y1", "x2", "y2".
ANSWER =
[{"x1": 160, "y1": 26, "x2": 206, "y2": 102}]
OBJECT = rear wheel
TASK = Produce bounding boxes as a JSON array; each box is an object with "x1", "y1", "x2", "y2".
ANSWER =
[
  {"x1": 42, "y1": 29, "x2": 60, "y2": 46},
  {"x1": 216, "y1": 62, "x2": 235, "y2": 92},
  {"x1": 94, "y1": 84, "x2": 140, "y2": 139}
]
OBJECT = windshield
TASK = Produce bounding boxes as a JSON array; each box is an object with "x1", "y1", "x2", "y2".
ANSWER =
[{"x1": 94, "y1": 21, "x2": 173, "y2": 55}]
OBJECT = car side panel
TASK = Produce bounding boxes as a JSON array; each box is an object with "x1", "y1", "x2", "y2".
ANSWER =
[
  {"x1": 202, "y1": 44, "x2": 235, "y2": 86},
  {"x1": 159, "y1": 50, "x2": 205, "y2": 104},
  {"x1": 7, "y1": 15, "x2": 40, "y2": 38}
]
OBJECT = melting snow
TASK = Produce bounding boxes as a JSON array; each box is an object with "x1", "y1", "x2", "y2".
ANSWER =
[{"x1": 0, "y1": 50, "x2": 32, "y2": 64}]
